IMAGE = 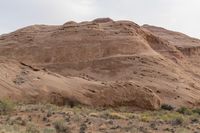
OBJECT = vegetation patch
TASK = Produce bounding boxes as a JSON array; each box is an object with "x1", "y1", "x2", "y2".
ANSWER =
[
  {"x1": 161, "y1": 104, "x2": 174, "y2": 111},
  {"x1": 53, "y1": 120, "x2": 70, "y2": 133},
  {"x1": 0, "y1": 99, "x2": 15, "y2": 115},
  {"x1": 177, "y1": 107, "x2": 193, "y2": 115}
]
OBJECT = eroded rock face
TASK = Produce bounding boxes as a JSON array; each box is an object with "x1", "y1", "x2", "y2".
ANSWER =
[
  {"x1": 0, "y1": 58, "x2": 161, "y2": 110},
  {"x1": 88, "y1": 82, "x2": 161, "y2": 110},
  {"x1": 1, "y1": 18, "x2": 200, "y2": 109},
  {"x1": 143, "y1": 24, "x2": 200, "y2": 56}
]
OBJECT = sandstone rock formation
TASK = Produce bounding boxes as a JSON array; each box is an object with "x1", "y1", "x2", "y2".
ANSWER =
[{"x1": 1, "y1": 18, "x2": 200, "y2": 109}]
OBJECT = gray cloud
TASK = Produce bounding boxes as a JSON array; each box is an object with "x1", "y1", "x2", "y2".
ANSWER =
[{"x1": 0, "y1": 0, "x2": 199, "y2": 38}]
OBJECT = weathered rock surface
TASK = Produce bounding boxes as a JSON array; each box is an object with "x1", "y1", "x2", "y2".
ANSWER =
[{"x1": 1, "y1": 18, "x2": 200, "y2": 109}]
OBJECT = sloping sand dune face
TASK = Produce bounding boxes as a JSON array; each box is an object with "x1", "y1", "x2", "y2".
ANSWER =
[{"x1": 1, "y1": 18, "x2": 200, "y2": 109}]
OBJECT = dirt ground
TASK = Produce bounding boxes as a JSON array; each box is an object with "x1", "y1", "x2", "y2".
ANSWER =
[{"x1": 0, "y1": 103, "x2": 200, "y2": 133}]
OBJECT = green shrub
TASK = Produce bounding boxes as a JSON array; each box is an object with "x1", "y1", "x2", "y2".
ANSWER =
[
  {"x1": 0, "y1": 99, "x2": 15, "y2": 115},
  {"x1": 43, "y1": 128, "x2": 56, "y2": 133},
  {"x1": 177, "y1": 107, "x2": 192, "y2": 115},
  {"x1": 53, "y1": 120, "x2": 70, "y2": 133},
  {"x1": 192, "y1": 108, "x2": 200, "y2": 115},
  {"x1": 171, "y1": 116, "x2": 185, "y2": 126},
  {"x1": 26, "y1": 124, "x2": 40, "y2": 133},
  {"x1": 161, "y1": 104, "x2": 174, "y2": 111}
]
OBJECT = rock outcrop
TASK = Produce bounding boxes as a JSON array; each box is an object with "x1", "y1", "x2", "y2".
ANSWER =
[{"x1": 1, "y1": 18, "x2": 200, "y2": 109}]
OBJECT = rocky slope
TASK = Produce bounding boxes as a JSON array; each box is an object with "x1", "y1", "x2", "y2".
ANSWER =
[
  {"x1": 0, "y1": 18, "x2": 200, "y2": 109},
  {"x1": 143, "y1": 24, "x2": 200, "y2": 56},
  {"x1": 0, "y1": 57, "x2": 160, "y2": 110}
]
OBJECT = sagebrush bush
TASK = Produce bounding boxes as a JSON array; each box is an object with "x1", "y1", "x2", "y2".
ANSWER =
[
  {"x1": 26, "y1": 124, "x2": 40, "y2": 133},
  {"x1": 192, "y1": 108, "x2": 200, "y2": 115},
  {"x1": 0, "y1": 99, "x2": 15, "y2": 115},
  {"x1": 177, "y1": 107, "x2": 192, "y2": 115},
  {"x1": 53, "y1": 120, "x2": 70, "y2": 133},
  {"x1": 171, "y1": 117, "x2": 184, "y2": 126},
  {"x1": 43, "y1": 128, "x2": 56, "y2": 133}
]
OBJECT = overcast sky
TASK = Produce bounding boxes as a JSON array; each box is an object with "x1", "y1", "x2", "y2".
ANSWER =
[{"x1": 0, "y1": 0, "x2": 200, "y2": 38}]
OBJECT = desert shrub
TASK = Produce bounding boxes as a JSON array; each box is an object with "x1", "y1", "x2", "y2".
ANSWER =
[
  {"x1": 177, "y1": 107, "x2": 192, "y2": 115},
  {"x1": 80, "y1": 123, "x2": 87, "y2": 133},
  {"x1": 161, "y1": 104, "x2": 174, "y2": 111},
  {"x1": 0, "y1": 99, "x2": 15, "y2": 115},
  {"x1": 171, "y1": 117, "x2": 184, "y2": 126},
  {"x1": 140, "y1": 112, "x2": 153, "y2": 122},
  {"x1": 64, "y1": 98, "x2": 80, "y2": 108},
  {"x1": 102, "y1": 112, "x2": 134, "y2": 120},
  {"x1": 43, "y1": 128, "x2": 56, "y2": 133},
  {"x1": 0, "y1": 124, "x2": 22, "y2": 133},
  {"x1": 103, "y1": 112, "x2": 127, "y2": 119},
  {"x1": 191, "y1": 118, "x2": 199, "y2": 123},
  {"x1": 192, "y1": 108, "x2": 200, "y2": 115},
  {"x1": 45, "y1": 103, "x2": 59, "y2": 111},
  {"x1": 26, "y1": 124, "x2": 40, "y2": 133},
  {"x1": 157, "y1": 111, "x2": 186, "y2": 123},
  {"x1": 140, "y1": 115, "x2": 152, "y2": 122},
  {"x1": 53, "y1": 120, "x2": 70, "y2": 133}
]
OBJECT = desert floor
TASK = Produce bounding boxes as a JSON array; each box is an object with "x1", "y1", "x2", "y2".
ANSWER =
[{"x1": 0, "y1": 102, "x2": 200, "y2": 133}]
